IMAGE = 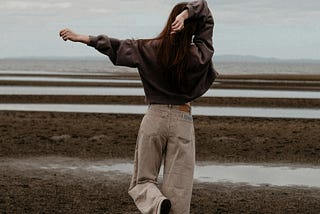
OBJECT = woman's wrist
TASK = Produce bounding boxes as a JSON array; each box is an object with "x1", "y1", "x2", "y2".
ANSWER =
[
  {"x1": 77, "y1": 35, "x2": 90, "y2": 44},
  {"x1": 181, "y1": 9, "x2": 189, "y2": 20}
]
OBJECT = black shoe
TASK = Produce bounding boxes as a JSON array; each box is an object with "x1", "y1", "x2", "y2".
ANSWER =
[{"x1": 160, "y1": 199, "x2": 171, "y2": 214}]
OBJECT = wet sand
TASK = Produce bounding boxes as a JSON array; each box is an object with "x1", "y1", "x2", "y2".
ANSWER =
[
  {"x1": 1, "y1": 74, "x2": 320, "y2": 213},
  {"x1": 1, "y1": 112, "x2": 320, "y2": 164},
  {"x1": 1, "y1": 111, "x2": 320, "y2": 213}
]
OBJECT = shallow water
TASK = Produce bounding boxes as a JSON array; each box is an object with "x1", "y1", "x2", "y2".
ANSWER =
[
  {"x1": 0, "y1": 70, "x2": 108, "y2": 76},
  {"x1": 0, "y1": 76, "x2": 141, "y2": 84},
  {"x1": 0, "y1": 104, "x2": 319, "y2": 119},
  {"x1": 1, "y1": 157, "x2": 320, "y2": 188},
  {"x1": 1, "y1": 86, "x2": 320, "y2": 99}
]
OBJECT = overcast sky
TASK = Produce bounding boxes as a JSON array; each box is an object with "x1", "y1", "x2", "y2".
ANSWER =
[{"x1": 1, "y1": 0, "x2": 320, "y2": 59}]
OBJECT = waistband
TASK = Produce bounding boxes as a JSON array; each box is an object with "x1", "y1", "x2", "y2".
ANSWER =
[{"x1": 149, "y1": 103, "x2": 191, "y2": 113}]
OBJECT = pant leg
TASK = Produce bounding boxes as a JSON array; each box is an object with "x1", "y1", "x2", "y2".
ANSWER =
[
  {"x1": 162, "y1": 111, "x2": 195, "y2": 214},
  {"x1": 128, "y1": 108, "x2": 169, "y2": 214}
]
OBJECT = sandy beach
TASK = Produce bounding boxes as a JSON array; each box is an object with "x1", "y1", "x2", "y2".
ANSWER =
[
  {"x1": 1, "y1": 74, "x2": 320, "y2": 213},
  {"x1": 1, "y1": 0, "x2": 320, "y2": 209}
]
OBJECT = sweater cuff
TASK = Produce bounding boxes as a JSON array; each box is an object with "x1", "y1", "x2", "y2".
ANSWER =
[
  {"x1": 185, "y1": 5, "x2": 195, "y2": 19},
  {"x1": 87, "y1": 35, "x2": 98, "y2": 47}
]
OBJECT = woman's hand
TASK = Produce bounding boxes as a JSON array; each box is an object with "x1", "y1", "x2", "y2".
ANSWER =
[
  {"x1": 171, "y1": 9, "x2": 189, "y2": 34},
  {"x1": 59, "y1": 28, "x2": 90, "y2": 44},
  {"x1": 59, "y1": 28, "x2": 78, "y2": 42}
]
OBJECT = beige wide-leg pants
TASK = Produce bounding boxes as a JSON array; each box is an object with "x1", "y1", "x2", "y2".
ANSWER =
[{"x1": 128, "y1": 104, "x2": 195, "y2": 214}]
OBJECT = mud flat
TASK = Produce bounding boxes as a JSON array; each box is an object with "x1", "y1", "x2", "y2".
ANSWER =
[
  {"x1": 1, "y1": 111, "x2": 320, "y2": 212},
  {"x1": 1, "y1": 72, "x2": 320, "y2": 213},
  {"x1": 1, "y1": 112, "x2": 320, "y2": 164}
]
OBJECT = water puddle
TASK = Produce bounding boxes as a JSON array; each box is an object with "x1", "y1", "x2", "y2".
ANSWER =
[
  {"x1": 0, "y1": 104, "x2": 319, "y2": 119},
  {"x1": 0, "y1": 86, "x2": 319, "y2": 99},
  {"x1": 1, "y1": 157, "x2": 320, "y2": 188},
  {"x1": 0, "y1": 76, "x2": 141, "y2": 84},
  {"x1": 0, "y1": 70, "x2": 109, "y2": 76}
]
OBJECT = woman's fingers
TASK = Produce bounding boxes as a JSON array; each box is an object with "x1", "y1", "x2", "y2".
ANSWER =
[
  {"x1": 59, "y1": 29, "x2": 69, "y2": 37},
  {"x1": 172, "y1": 19, "x2": 179, "y2": 28},
  {"x1": 59, "y1": 29, "x2": 68, "y2": 40},
  {"x1": 59, "y1": 28, "x2": 75, "y2": 41},
  {"x1": 172, "y1": 20, "x2": 182, "y2": 29},
  {"x1": 171, "y1": 21, "x2": 184, "y2": 34}
]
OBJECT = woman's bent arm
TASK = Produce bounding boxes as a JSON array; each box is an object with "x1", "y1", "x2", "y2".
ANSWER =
[{"x1": 186, "y1": 0, "x2": 214, "y2": 65}]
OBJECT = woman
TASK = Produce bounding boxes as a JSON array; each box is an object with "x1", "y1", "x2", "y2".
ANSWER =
[{"x1": 60, "y1": 0, "x2": 217, "y2": 213}]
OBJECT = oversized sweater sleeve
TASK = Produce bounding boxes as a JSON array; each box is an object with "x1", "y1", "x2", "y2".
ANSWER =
[
  {"x1": 185, "y1": 0, "x2": 214, "y2": 65},
  {"x1": 88, "y1": 35, "x2": 139, "y2": 68}
]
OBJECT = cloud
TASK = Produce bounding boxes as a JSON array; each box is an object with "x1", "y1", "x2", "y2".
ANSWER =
[
  {"x1": 0, "y1": 0, "x2": 319, "y2": 59},
  {"x1": 0, "y1": 1, "x2": 71, "y2": 10},
  {"x1": 210, "y1": 0, "x2": 320, "y2": 27}
]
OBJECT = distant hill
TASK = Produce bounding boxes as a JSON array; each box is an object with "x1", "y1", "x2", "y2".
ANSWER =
[{"x1": 2, "y1": 55, "x2": 320, "y2": 64}]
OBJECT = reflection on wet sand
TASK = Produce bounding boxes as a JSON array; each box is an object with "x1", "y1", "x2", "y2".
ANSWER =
[
  {"x1": 0, "y1": 103, "x2": 319, "y2": 119},
  {"x1": 1, "y1": 157, "x2": 320, "y2": 188},
  {"x1": 1, "y1": 86, "x2": 320, "y2": 99},
  {"x1": 0, "y1": 76, "x2": 141, "y2": 84}
]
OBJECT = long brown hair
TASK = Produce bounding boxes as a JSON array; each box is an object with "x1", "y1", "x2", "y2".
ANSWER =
[{"x1": 156, "y1": 2, "x2": 197, "y2": 90}]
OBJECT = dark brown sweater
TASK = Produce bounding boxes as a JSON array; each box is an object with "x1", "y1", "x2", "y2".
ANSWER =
[{"x1": 88, "y1": 0, "x2": 218, "y2": 105}]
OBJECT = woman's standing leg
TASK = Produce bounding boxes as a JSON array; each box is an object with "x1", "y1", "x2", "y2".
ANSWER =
[
  {"x1": 162, "y1": 112, "x2": 195, "y2": 214},
  {"x1": 128, "y1": 107, "x2": 170, "y2": 213}
]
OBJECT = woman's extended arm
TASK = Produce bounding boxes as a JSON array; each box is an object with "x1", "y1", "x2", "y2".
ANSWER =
[
  {"x1": 59, "y1": 28, "x2": 90, "y2": 44},
  {"x1": 59, "y1": 28, "x2": 139, "y2": 68}
]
